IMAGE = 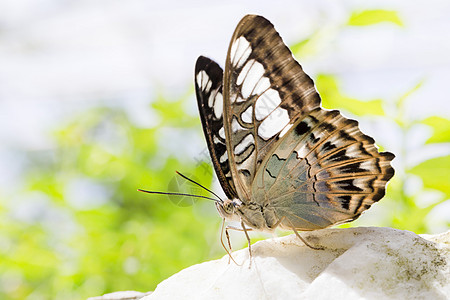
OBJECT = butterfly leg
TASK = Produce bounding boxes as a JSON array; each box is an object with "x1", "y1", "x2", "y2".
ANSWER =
[
  {"x1": 223, "y1": 222, "x2": 253, "y2": 268},
  {"x1": 224, "y1": 227, "x2": 233, "y2": 262},
  {"x1": 241, "y1": 221, "x2": 253, "y2": 268},
  {"x1": 223, "y1": 220, "x2": 234, "y2": 264},
  {"x1": 290, "y1": 224, "x2": 324, "y2": 250},
  {"x1": 220, "y1": 218, "x2": 241, "y2": 266}
]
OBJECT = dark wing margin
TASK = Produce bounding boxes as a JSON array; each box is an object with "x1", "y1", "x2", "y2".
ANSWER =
[
  {"x1": 227, "y1": 15, "x2": 321, "y2": 118},
  {"x1": 195, "y1": 56, "x2": 238, "y2": 199}
]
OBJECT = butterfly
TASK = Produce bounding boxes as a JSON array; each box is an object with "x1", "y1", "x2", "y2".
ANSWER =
[{"x1": 194, "y1": 14, "x2": 395, "y2": 253}]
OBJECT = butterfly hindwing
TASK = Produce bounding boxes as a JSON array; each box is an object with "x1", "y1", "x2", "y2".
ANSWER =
[
  {"x1": 222, "y1": 15, "x2": 321, "y2": 201},
  {"x1": 195, "y1": 56, "x2": 238, "y2": 199},
  {"x1": 252, "y1": 108, "x2": 395, "y2": 230}
]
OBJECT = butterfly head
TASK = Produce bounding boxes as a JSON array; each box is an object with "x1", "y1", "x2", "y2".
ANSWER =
[{"x1": 216, "y1": 198, "x2": 241, "y2": 221}]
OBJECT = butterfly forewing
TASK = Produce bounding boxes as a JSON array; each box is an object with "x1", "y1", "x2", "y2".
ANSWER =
[
  {"x1": 195, "y1": 56, "x2": 238, "y2": 199},
  {"x1": 222, "y1": 15, "x2": 321, "y2": 201}
]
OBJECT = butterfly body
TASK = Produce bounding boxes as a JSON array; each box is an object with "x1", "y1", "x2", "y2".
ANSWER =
[
  {"x1": 216, "y1": 198, "x2": 281, "y2": 233},
  {"x1": 195, "y1": 15, "x2": 394, "y2": 236}
]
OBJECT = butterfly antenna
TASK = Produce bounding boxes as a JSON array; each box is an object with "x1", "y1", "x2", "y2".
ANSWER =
[
  {"x1": 175, "y1": 171, "x2": 222, "y2": 201},
  {"x1": 137, "y1": 189, "x2": 219, "y2": 202}
]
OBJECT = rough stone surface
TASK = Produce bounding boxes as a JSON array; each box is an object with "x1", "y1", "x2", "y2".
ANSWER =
[{"x1": 142, "y1": 227, "x2": 450, "y2": 300}]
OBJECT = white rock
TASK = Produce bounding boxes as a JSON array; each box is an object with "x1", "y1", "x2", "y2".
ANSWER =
[{"x1": 143, "y1": 227, "x2": 450, "y2": 300}]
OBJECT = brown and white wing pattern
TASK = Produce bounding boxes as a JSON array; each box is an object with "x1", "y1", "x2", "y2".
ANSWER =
[
  {"x1": 222, "y1": 15, "x2": 321, "y2": 201},
  {"x1": 252, "y1": 108, "x2": 395, "y2": 230},
  {"x1": 195, "y1": 14, "x2": 395, "y2": 231},
  {"x1": 195, "y1": 56, "x2": 238, "y2": 199}
]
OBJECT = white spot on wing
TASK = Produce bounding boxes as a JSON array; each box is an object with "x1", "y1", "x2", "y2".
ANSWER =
[
  {"x1": 241, "y1": 106, "x2": 252, "y2": 123},
  {"x1": 253, "y1": 77, "x2": 271, "y2": 95},
  {"x1": 213, "y1": 135, "x2": 221, "y2": 144},
  {"x1": 279, "y1": 123, "x2": 293, "y2": 138},
  {"x1": 258, "y1": 107, "x2": 289, "y2": 140},
  {"x1": 196, "y1": 70, "x2": 211, "y2": 92},
  {"x1": 241, "y1": 61, "x2": 265, "y2": 99},
  {"x1": 213, "y1": 93, "x2": 223, "y2": 119},
  {"x1": 208, "y1": 90, "x2": 215, "y2": 107},
  {"x1": 219, "y1": 127, "x2": 225, "y2": 139},
  {"x1": 205, "y1": 81, "x2": 212, "y2": 93},
  {"x1": 327, "y1": 134, "x2": 342, "y2": 147},
  {"x1": 255, "y1": 89, "x2": 282, "y2": 121},
  {"x1": 220, "y1": 151, "x2": 228, "y2": 163},
  {"x1": 231, "y1": 117, "x2": 244, "y2": 133},
  {"x1": 296, "y1": 144, "x2": 309, "y2": 159},
  {"x1": 313, "y1": 129, "x2": 327, "y2": 141},
  {"x1": 344, "y1": 144, "x2": 361, "y2": 159},
  {"x1": 234, "y1": 134, "x2": 254, "y2": 155},
  {"x1": 303, "y1": 115, "x2": 318, "y2": 128},
  {"x1": 360, "y1": 160, "x2": 373, "y2": 171},
  {"x1": 353, "y1": 178, "x2": 366, "y2": 190},
  {"x1": 230, "y1": 36, "x2": 251, "y2": 68},
  {"x1": 236, "y1": 60, "x2": 253, "y2": 86}
]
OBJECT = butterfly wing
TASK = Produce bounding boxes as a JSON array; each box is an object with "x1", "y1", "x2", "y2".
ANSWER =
[
  {"x1": 197, "y1": 14, "x2": 394, "y2": 230},
  {"x1": 195, "y1": 56, "x2": 238, "y2": 199},
  {"x1": 252, "y1": 108, "x2": 395, "y2": 230},
  {"x1": 222, "y1": 15, "x2": 321, "y2": 201}
]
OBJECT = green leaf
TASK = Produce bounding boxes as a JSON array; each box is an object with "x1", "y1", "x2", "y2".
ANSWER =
[
  {"x1": 315, "y1": 74, "x2": 385, "y2": 116},
  {"x1": 348, "y1": 10, "x2": 403, "y2": 27},
  {"x1": 421, "y1": 116, "x2": 450, "y2": 144},
  {"x1": 409, "y1": 155, "x2": 450, "y2": 198}
]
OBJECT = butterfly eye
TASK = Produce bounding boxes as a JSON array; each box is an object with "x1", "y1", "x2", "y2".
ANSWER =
[{"x1": 223, "y1": 200, "x2": 234, "y2": 213}]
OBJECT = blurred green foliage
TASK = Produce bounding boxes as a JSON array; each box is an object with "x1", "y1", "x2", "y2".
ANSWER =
[
  {"x1": 421, "y1": 116, "x2": 450, "y2": 144},
  {"x1": 347, "y1": 9, "x2": 403, "y2": 27},
  {"x1": 316, "y1": 74, "x2": 385, "y2": 116},
  {"x1": 0, "y1": 7, "x2": 448, "y2": 300},
  {"x1": 0, "y1": 94, "x2": 222, "y2": 299}
]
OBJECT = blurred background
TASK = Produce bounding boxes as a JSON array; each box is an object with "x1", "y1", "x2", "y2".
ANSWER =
[{"x1": 0, "y1": 0, "x2": 449, "y2": 299}]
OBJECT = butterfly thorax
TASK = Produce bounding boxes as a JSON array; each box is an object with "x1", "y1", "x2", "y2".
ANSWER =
[{"x1": 216, "y1": 198, "x2": 280, "y2": 232}]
